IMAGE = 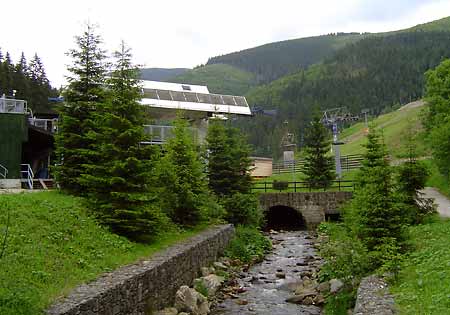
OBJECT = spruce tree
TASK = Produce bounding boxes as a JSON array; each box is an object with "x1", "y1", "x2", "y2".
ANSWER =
[
  {"x1": 344, "y1": 129, "x2": 405, "y2": 267},
  {"x1": 302, "y1": 113, "x2": 335, "y2": 189},
  {"x1": 55, "y1": 23, "x2": 107, "y2": 194},
  {"x1": 80, "y1": 41, "x2": 163, "y2": 241},
  {"x1": 158, "y1": 116, "x2": 207, "y2": 226},
  {"x1": 206, "y1": 120, "x2": 253, "y2": 196}
]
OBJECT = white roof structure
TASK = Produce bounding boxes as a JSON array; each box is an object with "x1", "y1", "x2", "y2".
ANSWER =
[{"x1": 139, "y1": 80, "x2": 252, "y2": 116}]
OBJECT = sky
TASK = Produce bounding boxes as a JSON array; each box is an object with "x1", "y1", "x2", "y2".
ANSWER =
[{"x1": 1, "y1": 0, "x2": 450, "y2": 87}]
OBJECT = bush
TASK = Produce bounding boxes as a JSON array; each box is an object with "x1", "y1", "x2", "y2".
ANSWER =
[
  {"x1": 318, "y1": 223, "x2": 370, "y2": 283},
  {"x1": 199, "y1": 194, "x2": 226, "y2": 224},
  {"x1": 221, "y1": 193, "x2": 264, "y2": 227},
  {"x1": 224, "y1": 226, "x2": 271, "y2": 263},
  {"x1": 272, "y1": 180, "x2": 289, "y2": 191}
]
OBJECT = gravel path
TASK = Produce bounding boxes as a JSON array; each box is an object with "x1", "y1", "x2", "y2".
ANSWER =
[{"x1": 420, "y1": 187, "x2": 450, "y2": 218}]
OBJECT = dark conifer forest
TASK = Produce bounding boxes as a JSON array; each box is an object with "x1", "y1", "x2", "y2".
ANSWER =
[{"x1": 0, "y1": 50, "x2": 57, "y2": 113}]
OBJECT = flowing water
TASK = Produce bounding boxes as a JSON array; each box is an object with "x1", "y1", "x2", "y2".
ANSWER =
[{"x1": 212, "y1": 231, "x2": 322, "y2": 315}]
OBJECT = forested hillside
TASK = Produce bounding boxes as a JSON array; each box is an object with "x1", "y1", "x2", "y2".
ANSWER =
[
  {"x1": 207, "y1": 33, "x2": 364, "y2": 84},
  {"x1": 140, "y1": 67, "x2": 188, "y2": 81},
  {"x1": 170, "y1": 63, "x2": 256, "y2": 95},
  {"x1": 0, "y1": 50, "x2": 57, "y2": 113},
  {"x1": 239, "y1": 30, "x2": 450, "y2": 158}
]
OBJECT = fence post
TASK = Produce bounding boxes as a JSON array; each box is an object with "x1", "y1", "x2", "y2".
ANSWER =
[
  {"x1": 264, "y1": 182, "x2": 267, "y2": 193},
  {"x1": 294, "y1": 181, "x2": 297, "y2": 192},
  {"x1": 339, "y1": 180, "x2": 341, "y2": 191}
]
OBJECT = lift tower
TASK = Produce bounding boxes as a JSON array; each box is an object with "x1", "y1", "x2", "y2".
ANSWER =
[{"x1": 321, "y1": 108, "x2": 360, "y2": 178}]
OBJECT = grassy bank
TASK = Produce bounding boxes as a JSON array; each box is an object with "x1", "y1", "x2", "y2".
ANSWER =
[
  {"x1": 423, "y1": 159, "x2": 450, "y2": 198},
  {"x1": 391, "y1": 217, "x2": 450, "y2": 314},
  {"x1": 0, "y1": 192, "x2": 208, "y2": 315},
  {"x1": 339, "y1": 103, "x2": 428, "y2": 158}
]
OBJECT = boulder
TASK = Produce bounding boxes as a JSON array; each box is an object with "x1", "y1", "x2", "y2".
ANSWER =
[
  {"x1": 174, "y1": 285, "x2": 210, "y2": 315},
  {"x1": 213, "y1": 261, "x2": 228, "y2": 270},
  {"x1": 329, "y1": 279, "x2": 344, "y2": 294},
  {"x1": 313, "y1": 294, "x2": 325, "y2": 305},
  {"x1": 200, "y1": 266, "x2": 215, "y2": 277},
  {"x1": 317, "y1": 281, "x2": 330, "y2": 293},
  {"x1": 154, "y1": 307, "x2": 178, "y2": 315},
  {"x1": 194, "y1": 274, "x2": 224, "y2": 296},
  {"x1": 287, "y1": 289, "x2": 318, "y2": 304}
]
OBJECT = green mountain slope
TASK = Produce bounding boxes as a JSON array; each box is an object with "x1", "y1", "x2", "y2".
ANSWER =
[
  {"x1": 207, "y1": 33, "x2": 365, "y2": 84},
  {"x1": 140, "y1": 68, "x2": 189, "y2": 81},
  {"x1": 408, "y1": 16, "x2": 450, "y2": 32},
  {"x1": 239, "y1": 29, "x2": 450, "y2": 157},
  {"x1": 169, "y1": 63, "x2": 256, "y2": 95},
  {"x1": 339, "y1": 100, "x2": 428, "y2": 158}
]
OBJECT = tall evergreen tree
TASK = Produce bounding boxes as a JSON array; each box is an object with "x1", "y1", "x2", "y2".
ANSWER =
[
  {"x1": 302, "y1": 113, "x2": 335, "y2": 188},
  {"x1": 55, "y1": 23, "x2": 107, "y2": 194},
  {"x1": 13, "y1": 53, "x2": 30, "y2": 101},
  {"x1": 206, "y1": 120, "x2": 253, "y2": 196},
  {"x1": 344, "y1": 129, "x2": 405, "y2": 267},
  {"x1": 158, "y1": 116, "x2": 207, "y2": 226},
  {"x1": 80, "y1": 41, "x2": 163, "y2": 241}
]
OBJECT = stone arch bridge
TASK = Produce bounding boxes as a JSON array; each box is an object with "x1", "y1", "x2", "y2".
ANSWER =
[{"x1": 259, "y1": 191, "x2": 353, "y2": 229}]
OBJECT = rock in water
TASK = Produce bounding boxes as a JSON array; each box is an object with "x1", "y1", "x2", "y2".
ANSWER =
[{"x1": 175, "y1": 285, "x2": 210, "y2": 315}]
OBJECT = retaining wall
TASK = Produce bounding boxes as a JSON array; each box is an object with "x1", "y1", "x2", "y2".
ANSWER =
[
  {"x1": 47, "y1": 224, "x2": 235, "y2": 315},
  {"x1": 354, "y1": 275, "x2": 396, "y2": 314}
]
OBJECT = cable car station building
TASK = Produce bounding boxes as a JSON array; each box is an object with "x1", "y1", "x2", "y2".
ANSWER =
[{"x1": 0, "y1": 81, "x2": 252, "y2": 189}]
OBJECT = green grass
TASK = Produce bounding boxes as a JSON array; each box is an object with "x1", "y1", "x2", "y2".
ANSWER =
[
  {"x1": 423, "y1": 159, "x2": 450, "y2": 198},
  {"x1": 391, "y1": 217, "x2": 450, "y2": 314},
  {"x1": 339, "y1": 104, "x2": 429, "y2": 158},
  {"x1": 171, "y1": 63, "x2": 256, "y2": 95},
  {"x1": 0, "y1": 192, "x2": 209, "y2": 315}
]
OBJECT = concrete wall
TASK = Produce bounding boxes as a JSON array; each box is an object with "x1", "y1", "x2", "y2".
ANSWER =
[
  {"x1": 47, "y1": 225, "x2": 235, "y2": 315},
  {"x1": 259, "y1": 191, "x2": 353, "y2": 228},
  {"x1": 0, "y1": 179, "x2": 21, "y2": 189}
]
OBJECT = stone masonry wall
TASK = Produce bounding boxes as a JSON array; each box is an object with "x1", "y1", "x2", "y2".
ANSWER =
[
  {"x1": 353, "y1": 275, "x2": 396, "y2": 314},
  {"x1": 46, "y1": 225, "x2": 235, "y2": 315},
  {"x1": 259, "y1": 192, "x2": 353, "y2": 228}
]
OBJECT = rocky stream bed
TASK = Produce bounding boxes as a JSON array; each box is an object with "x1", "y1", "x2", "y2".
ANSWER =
[
  {"x1": 156, "y1": 230, "x2": 345, "y2": 315},
  {"x1": 211, "y1": 230, "x2": 329, "y2": 315}
]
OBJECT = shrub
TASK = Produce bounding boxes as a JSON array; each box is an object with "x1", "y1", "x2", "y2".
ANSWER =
[
  {"x1": 272, "y1": 180, "x2": 289, "y2": 191},
  {"x1": 221, "y1": 193, "x2": 264, "y2": 227},
  {"x1": 199, "y1": 193, "x2": 226, "y2": 224},
  {"x1": 318, "y1": 223, "x2": 370, "y2": 283},
  {"x1": 224, "y1": 226, "x2": 271, "y2": 263}
]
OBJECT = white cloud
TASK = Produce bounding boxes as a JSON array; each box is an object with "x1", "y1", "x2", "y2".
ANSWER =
[{"x1": 1, "y1": 0, "x2": 449, "y2": 87}]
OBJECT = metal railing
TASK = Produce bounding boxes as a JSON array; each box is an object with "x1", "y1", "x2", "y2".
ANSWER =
[
  {"x1": 0, "y1": 164, "x2": 8, "y2": 179},
  {"x1": 272, "y1": 154, "x2": 364, "y2": 174},
  {"x1": 252, "y1": 180, "x2": 356, "y2": 193},
  {"x1": 20, "y1": 164, "x2": 34, "y2": 190},
  {"x1": 0, "y1": 95, "x2": 28, "y2": 114},
  {"x1": 142, "y1": 124, "x2": 199, "y2": 144}
]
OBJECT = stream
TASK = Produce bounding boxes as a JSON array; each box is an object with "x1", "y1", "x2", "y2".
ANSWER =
[{"x1": 212, "y1": 231, "x2": 323, "y2": 315}]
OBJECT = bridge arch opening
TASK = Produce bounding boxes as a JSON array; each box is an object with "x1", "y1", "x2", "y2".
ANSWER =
[{"x1": 265, "y1": 205, "x2": 305, "y2": 231}]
